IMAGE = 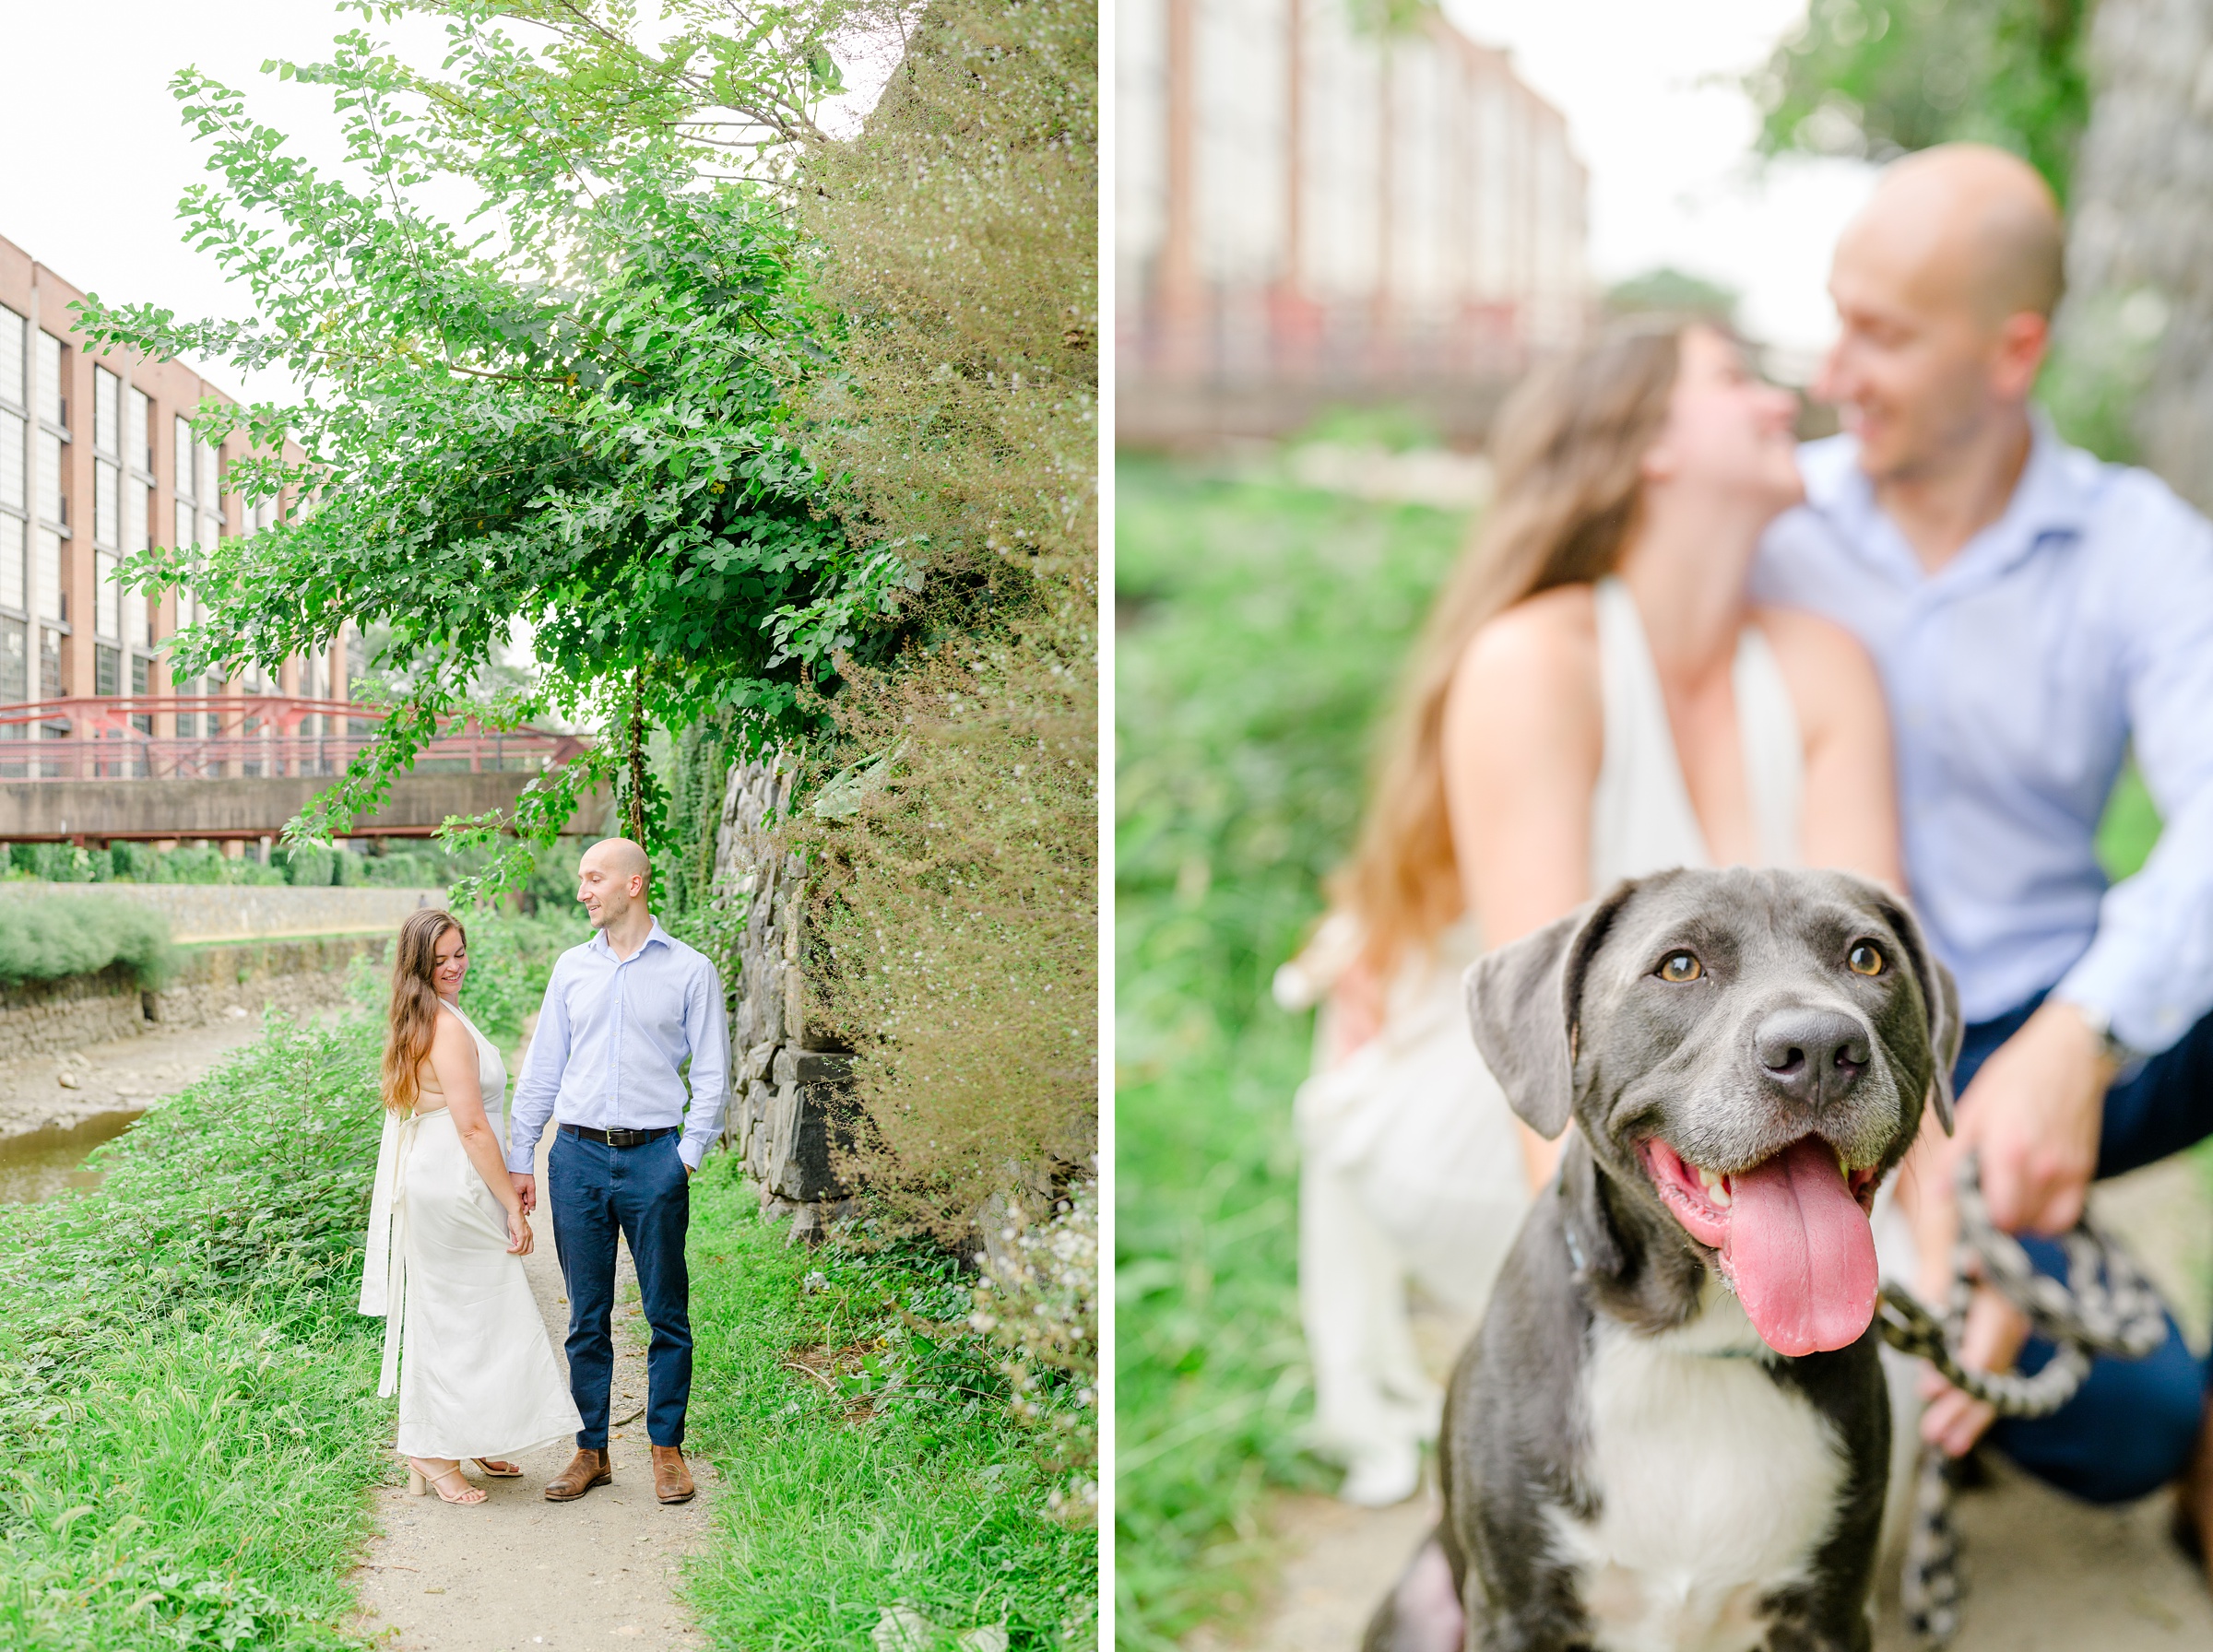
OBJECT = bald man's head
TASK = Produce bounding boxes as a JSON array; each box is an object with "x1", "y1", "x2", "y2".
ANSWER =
[
  {"x1": 1842, "y1": 143, "x2": 2065, "y2": 324},
  {"x1": 577, "y1": 836, "x2": 652, "y2": 933},
  {"x1": 1821, "y1": 143, "x2": 2064, "y2": 486},
  {"x1": 586, "y1": 836, "x2": 651, "y2": 882}
]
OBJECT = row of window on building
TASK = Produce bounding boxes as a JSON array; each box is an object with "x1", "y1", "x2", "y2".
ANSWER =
[{"x1": 0, "y1": 302, "x2": 291, "y2": 713}]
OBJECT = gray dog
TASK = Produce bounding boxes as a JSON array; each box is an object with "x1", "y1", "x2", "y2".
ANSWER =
[{"x1": 1365, "y1": 867, "x2": 1959, "y2": 1652}]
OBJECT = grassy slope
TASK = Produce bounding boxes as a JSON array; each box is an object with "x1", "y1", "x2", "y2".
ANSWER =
[
  {"x1": 1114, "y1": 457, "x2": 1467, "y2": 1647},
  {"x1": 682, "y1": 1157, "x2": 1096, "y2": 1650},
  {"x1": 0, "y1": 1014, "x2": 392, "y2": 1651},
  {"x1": 1111, "y1": 453, "x2": 2180, "y2": 1649}
]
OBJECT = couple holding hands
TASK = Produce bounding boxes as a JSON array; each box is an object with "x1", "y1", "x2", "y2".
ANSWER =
[
  {"x1": 359, "y1": 837, "x2": 728, "y2": 1511},
  {"x1": 1296, "y1": 140, "x2": 2213, "y2": 1571}
]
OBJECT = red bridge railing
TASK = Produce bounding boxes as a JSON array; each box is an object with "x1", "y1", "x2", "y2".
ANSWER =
[{"x1": 0, "y1": 696, "x2": 590, "y2": 782}]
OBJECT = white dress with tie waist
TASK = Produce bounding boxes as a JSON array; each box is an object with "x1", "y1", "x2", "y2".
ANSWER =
[
  {"x1": 1288, "y1": 577, "x2": 1805, "y2": 1497},
  {"x1": 360, "y1": 1003, "x2": 582, "y2": 1459}
]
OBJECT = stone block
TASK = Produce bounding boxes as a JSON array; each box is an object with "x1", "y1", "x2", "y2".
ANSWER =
[{"x1": 763, "y1": 1068, "x2": 853, "y2": 1204}]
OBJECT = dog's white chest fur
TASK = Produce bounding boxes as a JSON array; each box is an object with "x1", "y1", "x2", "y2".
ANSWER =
[{"x1": 1547, "y1": 1289, "x2": 1847, "y2": 1652}]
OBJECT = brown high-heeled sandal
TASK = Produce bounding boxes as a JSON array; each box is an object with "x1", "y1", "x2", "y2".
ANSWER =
[
  {"x1": 472, "y1": 1457, "x2": 523, "y2": 1477},
  {"x1": 407, "y1": 1457, "x2": 488, "y2": 1504}
]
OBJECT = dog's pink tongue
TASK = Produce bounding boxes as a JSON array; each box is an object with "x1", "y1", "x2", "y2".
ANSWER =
[{"x1": 1722, "y1": 1137, "x2": 1879, "y2": 1357}]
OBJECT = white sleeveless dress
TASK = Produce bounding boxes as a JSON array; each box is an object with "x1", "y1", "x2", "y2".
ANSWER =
[
  {"x1": 360, "y1": 1003, "x2": 583, "y2": 1459},
  {"x1": 1287, "y1": 577, "x2": 1803, "y2": 1502}
]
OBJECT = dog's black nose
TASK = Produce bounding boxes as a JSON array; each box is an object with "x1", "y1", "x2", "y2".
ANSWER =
[{"x1": 1755, "y1": 1008, "x2": 1871, "y2": 1107}]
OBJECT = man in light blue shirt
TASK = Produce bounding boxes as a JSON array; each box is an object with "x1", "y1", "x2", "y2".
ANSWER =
[
  {"x1": 1757, "y1": 144, "x2": 2213, "y2": 1537},
  {"x1": 506, "y1": 836, "x2": 728, "y2": 1506}
]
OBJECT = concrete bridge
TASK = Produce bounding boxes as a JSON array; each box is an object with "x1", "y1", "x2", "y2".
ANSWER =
[
  {"x1": 0, "y1": 771, "x2": 607, "y2": 844},
  {"x1": 0, "y1": 695, "x2": 599, "y2": 845}
]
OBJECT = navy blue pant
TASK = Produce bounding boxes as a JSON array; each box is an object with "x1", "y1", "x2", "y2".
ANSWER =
[
  {"x1": 548, "y1": 1127, "x2": 692, "y2": 1451},
  {"x1": 1957, "y1": 990, "x2": 2213, "y2": 1504}
]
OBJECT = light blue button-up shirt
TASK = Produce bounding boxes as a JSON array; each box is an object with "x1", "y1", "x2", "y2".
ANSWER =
[
  {"x1": 1754, "y1": 422, "x2": 2213, "y2": 1052},
  {"x1": 506, "y1": 920, "x2": 731, "y2": 1172}
]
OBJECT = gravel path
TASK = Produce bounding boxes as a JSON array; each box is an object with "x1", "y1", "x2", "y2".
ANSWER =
[
  {"x1": 1204, "y1": 1155, "x2": 2213, "y2": 1652},
  {"x1": 349, "y1": 1025, "x2": 717, "y2": 1651}
]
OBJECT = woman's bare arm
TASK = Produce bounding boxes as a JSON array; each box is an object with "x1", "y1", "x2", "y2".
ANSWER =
[
  {"x1": 1757, "y1": 607, "x2": 1904, "y2": 890},
  {"x1": 427, "y1": 1014, "x2": 532, "y2": 1254},
  {"x1": 1441, "y1": 589, "x2": 1604, "y2": 1188}
]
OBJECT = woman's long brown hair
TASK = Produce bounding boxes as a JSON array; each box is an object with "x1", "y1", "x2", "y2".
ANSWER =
[
  {"x1": 1330, "y1": 317, "x2": 1697, "y2": 983},
  {"x1": 383, "y1": 908, "x2": 465, "y2": 1115}
]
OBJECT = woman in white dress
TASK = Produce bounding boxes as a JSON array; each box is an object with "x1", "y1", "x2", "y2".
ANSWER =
[
  {"x1": 360, "y1": 909, "x2": 583, "y2": 1504},
  {"x1": 1281, "y1": 318, "x2": 1907, "y2": 1504}
]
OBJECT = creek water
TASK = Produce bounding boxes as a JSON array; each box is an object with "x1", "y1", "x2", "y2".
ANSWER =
[{"x1": 0, "y1": 1111, "x2": 143, "y2": 1204}]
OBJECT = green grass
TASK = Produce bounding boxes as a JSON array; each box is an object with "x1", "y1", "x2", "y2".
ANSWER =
[
  {"x1": 682, "y1": 1160, "x2": 1096, "y2": 1649},
  {"x1": 1114, "y1": 456, "x2": 1470, "y2": 1647},
  {"x1": 1111, "y1": 452, "x2": 2179, "y2": 1649}
]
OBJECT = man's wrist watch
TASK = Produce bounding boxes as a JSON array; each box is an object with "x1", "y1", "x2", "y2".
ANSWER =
[{"x1": 2064, "y1": 1000, "x2": 2140, "y2": 1069}]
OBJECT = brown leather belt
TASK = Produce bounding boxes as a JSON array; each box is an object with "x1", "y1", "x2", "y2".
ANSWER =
[{"x1": 560, "y1": 1124, "x2": 678, "y2": 1149}]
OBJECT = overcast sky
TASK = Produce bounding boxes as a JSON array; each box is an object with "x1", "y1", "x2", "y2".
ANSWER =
[{"x1": 1, "y1": 3, "x2": 381, "y2": 405}]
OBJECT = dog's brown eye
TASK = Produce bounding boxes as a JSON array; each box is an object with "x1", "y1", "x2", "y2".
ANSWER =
[
  {"x1": 1848, "y1": 942, "x2": 1884, "y2": 976},
  {"x1": 1657, "y1": 951, "x2": 1702, "y2": 983}
]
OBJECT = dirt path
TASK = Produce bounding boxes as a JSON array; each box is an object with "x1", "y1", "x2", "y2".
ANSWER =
[
  {"x1": 1212, "y1": 1156, "x2": 2213, "y2": 1652},
  {"x1": 349, "y1": 1027, "x2": 717, "y2": 1650}
]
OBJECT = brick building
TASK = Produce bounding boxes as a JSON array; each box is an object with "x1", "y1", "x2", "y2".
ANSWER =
[
  {"x1": 1118, "y1": 0, "x2": 1592, "y2": 442},
  {"x1": 0, "y1": 235, "x2": 347, "y2": 733}
]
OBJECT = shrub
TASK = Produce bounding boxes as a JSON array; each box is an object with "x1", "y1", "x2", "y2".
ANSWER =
[
  {"x1": 970, "y1": 1182, "x2": 1099, "y2": 1527},
  {"x1": 0, "y1": 892, "x2": 173, "y2": 989},
  {"x1": 274, "y1": 844, "x2": 337, "y2": 887},
  {"x1": 793, "y1": 625, "x2": 1096, "y2": 1243},
  {"x1": 778, "y1": 0, "x2": 1099, "y2": 1245},
  {"x1": 147, "y1": 844, "x2": 233, "y2": 884}
]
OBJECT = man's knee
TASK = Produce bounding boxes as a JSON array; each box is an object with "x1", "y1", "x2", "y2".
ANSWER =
[{"x1": 1992, "y1": 1323, "x2": 2207, "y2": 1504}]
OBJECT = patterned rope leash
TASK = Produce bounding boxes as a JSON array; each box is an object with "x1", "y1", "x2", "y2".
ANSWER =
[{"x1": 1873, "y1": 1154, "x2": 2170, "y2": 1646}]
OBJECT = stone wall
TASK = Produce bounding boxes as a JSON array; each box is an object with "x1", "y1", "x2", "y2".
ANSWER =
[
  {"x1": 0, "y1": 883, "x2": 445, "y2": 943},
  {"x1": 0, "y1": 933, "x2": 391, "y2": 1057},
  {"x1": 712, "y1": 753, "x2": 855, "y2": 1233}
]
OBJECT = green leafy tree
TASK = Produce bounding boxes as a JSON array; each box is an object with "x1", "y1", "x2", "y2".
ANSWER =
[
  {"x1": 77, "y1": 8, "x2": 907, "y2": 893},
  {"x1": 1749, "y1": 0, "x2": 2092, "y2": 198}
]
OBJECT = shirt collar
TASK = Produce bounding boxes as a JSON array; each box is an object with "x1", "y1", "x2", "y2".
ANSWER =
[
  {"x1": 587, "y1": 918, "x2": 671, "y2": 959},
  {"x1": 1806, "y1": 412, "x2": 2095, "y2": 590}
]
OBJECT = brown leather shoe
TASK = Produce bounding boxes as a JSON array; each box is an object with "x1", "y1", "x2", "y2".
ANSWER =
[
  {"x1": 2179, "y1": 1403, "x2": 2213, "y2": 1595},
  {"x1": 651, "y1": 1445, "x2": 695, "y2": 1504},
  {"x1": 543, "y1": 1447, "x2": 612, "y2": 1503}
]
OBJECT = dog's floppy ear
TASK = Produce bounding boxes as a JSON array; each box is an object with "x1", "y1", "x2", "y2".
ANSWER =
[
  {"x1": 1870, "y1": 887, "x2": 1961, "y2": 1136},
  {"x1": 1463, "y1": 881, "x2": 1638, "y2": 1139}
]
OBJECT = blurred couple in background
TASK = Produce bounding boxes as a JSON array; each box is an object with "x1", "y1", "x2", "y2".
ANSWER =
[{"x1": 1285, "y1": 140, "x2": 2213, "y2": 1575}]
